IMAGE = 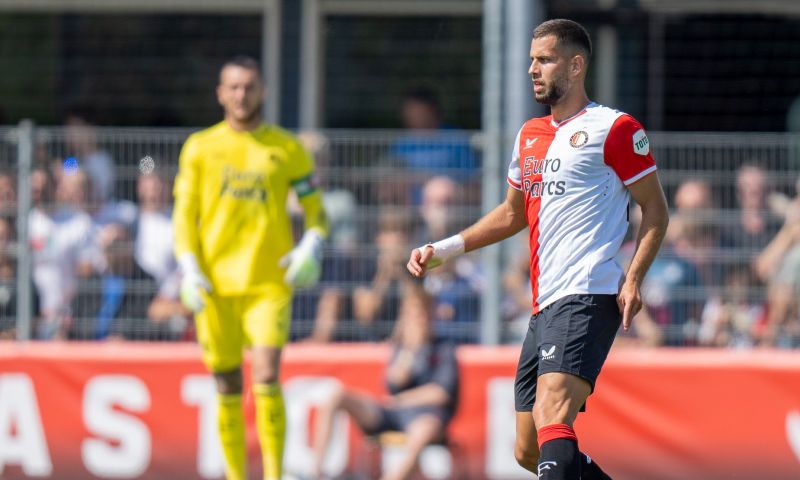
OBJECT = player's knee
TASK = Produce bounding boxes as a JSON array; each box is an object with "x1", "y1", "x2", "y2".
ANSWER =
[
  {"x1": 213, "y1": 369, "x2": 243, "y2": 395},
  {"x1": 251, "y1": 364, "x2": 279, "y2": 385},
  {"x1": 514, "y1": 442, "x2": 539, "y2": 470}
]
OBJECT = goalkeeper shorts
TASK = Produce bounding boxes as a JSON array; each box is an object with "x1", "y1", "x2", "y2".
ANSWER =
[{"x1": 195, "y1": 290, "x2": 291, "y2": 373}]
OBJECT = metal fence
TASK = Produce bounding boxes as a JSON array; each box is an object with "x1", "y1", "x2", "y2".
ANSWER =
[{"x1": 1, "y1": 124, "x2": 799, "y2": 348}]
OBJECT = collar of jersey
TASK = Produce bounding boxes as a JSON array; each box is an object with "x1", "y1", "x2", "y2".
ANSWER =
[
  {"x1": 223, "y1": 121, "x2": 270, "y2": 135},
  {"x1": 550, "y1": 101, "x2": 596, "y2": 128}
]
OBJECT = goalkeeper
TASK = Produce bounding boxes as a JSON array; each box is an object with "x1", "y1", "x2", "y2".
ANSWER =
[{"x1": 173, "y1": 55, "x2": 328, "y2": 480}]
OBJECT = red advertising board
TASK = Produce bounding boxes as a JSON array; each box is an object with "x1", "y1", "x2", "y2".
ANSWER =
[{"x1": 1, "y1": 343, "x2": 800, "y2": 479}]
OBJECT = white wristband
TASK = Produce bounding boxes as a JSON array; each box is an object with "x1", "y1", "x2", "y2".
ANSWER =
[{"x1": 420, "y1": 234, "x2": 465, "y2": 268}]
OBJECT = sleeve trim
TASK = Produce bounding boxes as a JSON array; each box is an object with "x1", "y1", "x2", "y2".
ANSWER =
[
  {"x1": 507, "y1": 177, "x2": 522, "y2": 190},
  {"x1": 623, "y1": 165, "x2": 657, "y2": 186},
  {"x1": 290, "y1": 173, "x2": 314, "y2": 186}
]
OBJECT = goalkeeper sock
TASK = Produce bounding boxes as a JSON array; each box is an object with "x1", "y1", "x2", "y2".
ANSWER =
[
  {"x1": 217, "y1": 393, "x2": 247, "y2": 480},
  {"x1": 581, "y1": 452, "x2": 613, "y2": 479},
  {"x1": 254, "y1": 382, "x2": 286, "y2": 480}
]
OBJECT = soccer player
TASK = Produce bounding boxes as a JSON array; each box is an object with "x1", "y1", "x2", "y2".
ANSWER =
[
  {"x1": 173, "y1": 56, "x2": 328, "y2": 480},
  {"x1": 407, "y1": 19, "x2": 668, "y2": 480}
]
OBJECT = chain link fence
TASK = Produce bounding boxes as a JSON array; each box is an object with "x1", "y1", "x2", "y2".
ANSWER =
[{"x1": 1, "y1": 124, "x2": 799, "y2": 348}]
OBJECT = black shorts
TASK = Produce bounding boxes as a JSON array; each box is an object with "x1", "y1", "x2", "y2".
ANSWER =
[
  {"x1": 514, "y1": 294, "x2": 621, "y2": 412},
  {"x1": 362, "y1": 406, "x2": 452, "y2": 436}
]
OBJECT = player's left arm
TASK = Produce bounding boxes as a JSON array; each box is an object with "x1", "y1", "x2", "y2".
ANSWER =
[
  {"x1": 297, "y1": 187, "x2": 329, "y2": 239},
  {"x1": 279, "y1": 139, "x2": 330, "y2": 288},
  {"x1": 604, "y1": 114, "x2": 669, "y2": 330},
  {"x1": 621, "y1": 173, "x2": 669, "y2": 330}
]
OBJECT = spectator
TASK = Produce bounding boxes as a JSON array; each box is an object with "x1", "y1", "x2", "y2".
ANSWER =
[
  {"x1": 64, "y1": 105, "x2": 115, "y2": 205},
  {"x1": 387, "y1": 87, "x2": 479, "y2": 205},
  {"x1": 621, "y1": 196, "x2": 705, "y2": 346},
  {"x1": 134, "y1": 172, "x2": 176, "y2": 284},
  {"x1": 755, "y1": 196, "x2": 800, "y2": 347},
  {"x1": 291, "y1": 132, "x2": 365, "y2": 343},
  {"x1": 699, "y1": 264, "x2": 765, "y2": 348},
  {"x1": 70, "y1": 223, "x2": 177, "y2": 340},
  {"x1": 424, "y1": 257, "x2": 482, "y2": 344},
  {"x1": 641, "y1": 231, "x2": 705, "y2": 346},
  {"x1": 296, "y1": 190, "x2": 363, "y2": 343},
  {"x1": 0, "y1": 171, "x2": 14, "y2": 216},
  {"x1": 29, "y1": 166, "x2": 96, "y2": 339},
  {"x1": 670, "y1": 179, "x2": 721, "y2": 287},
  {"x1": 393, "y1": 87, "x2": 478, "y2": 172},
  {"x1": 145, "y1": 267, "x2": 192, "y2": 340},
  {"x1": 411, "y1": 176, "x2": 482, "y2": 343},
  {"x1": 311, "y1": 283, "x2": 459, "y2": 480},
  {"x1": 351, "y1": 210, "x2": 410, "y2": 340},
  {"x1": 414, "y1": 176, "x2": 459, "y2": 245},
  {"x1": 0, "y1": 216, "x2": 16, "y2": 337},
  {"x1": 721, "y1": 164, "x2": 781, "y2": 252},
  {"x1": 673, "y1": 179, "x2": 713, "y2": 211}
]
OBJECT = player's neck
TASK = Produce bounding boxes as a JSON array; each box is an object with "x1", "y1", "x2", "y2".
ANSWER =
[
  {"x1": 225, "y1": 114, "x2": 263, "y2": 132},
  {"x1": 550, "y1": 92, "x2": 591, "y2": 125}
]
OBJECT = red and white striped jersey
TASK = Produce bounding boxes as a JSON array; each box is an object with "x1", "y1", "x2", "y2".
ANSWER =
[{"x1": 507, "y1": 102, "x2": 656, "y2": 314}]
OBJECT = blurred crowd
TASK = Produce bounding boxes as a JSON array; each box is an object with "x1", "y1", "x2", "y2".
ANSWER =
[
  {"x1": 1, "y1": 94, "x2": 800, "y2": 349},
  {"x1": 502, "y1": 163, "x2": 800, "y2": 349}
]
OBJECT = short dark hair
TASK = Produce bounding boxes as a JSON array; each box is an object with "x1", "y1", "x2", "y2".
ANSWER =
[
  {"x1": 533, "y1": 19, "x2": 592, "y2": 59},
  {"x1": 403, "y1": 86, "x2": 442, "y2": 116},
  {"x1": 220, "y1": 55, "x2": 262, "y2": 77},
  {"x1": 64, "y1": 102, "x2": 99, "y2": 125}
]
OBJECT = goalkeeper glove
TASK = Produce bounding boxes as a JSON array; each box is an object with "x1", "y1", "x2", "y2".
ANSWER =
[
  {"x1": 178, "y1": 253, "x2": 212, "y2": 313},
  {"x1": 279, "y1": 229, "x2": 324, "y2": 288}
]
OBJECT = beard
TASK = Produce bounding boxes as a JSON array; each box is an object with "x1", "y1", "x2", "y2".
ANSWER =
[
  {"x1": 231, "y1": 102, "x2": 263, "y2": 124},
  {"x1": 534, "y1": 73, "x2": 568, "y2": 105}
]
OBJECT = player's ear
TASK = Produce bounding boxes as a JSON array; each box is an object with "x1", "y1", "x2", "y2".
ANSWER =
[
  {"x1": 216, "y1": 84, "x2": 225, "y2": 107},
  {"x1": 571, "y1": 55, "x2": 585, "y2": 77}
]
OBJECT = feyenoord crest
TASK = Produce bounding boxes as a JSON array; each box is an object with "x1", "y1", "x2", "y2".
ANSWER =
[{"x1": 569, "y1": 130, "x2": 589, "y2": 148}]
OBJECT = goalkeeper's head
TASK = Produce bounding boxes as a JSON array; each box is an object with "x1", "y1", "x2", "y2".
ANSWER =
[{"x1": 217, "y1": 55, "x2": 264, "y2": 128}]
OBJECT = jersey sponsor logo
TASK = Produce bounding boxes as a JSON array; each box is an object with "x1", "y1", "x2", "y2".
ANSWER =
[
  {"x1": 523, "y1": 156, "x2": 561, "y2": 175},
  {"x1": 569, "y1": 130, "x2": 589, "y2": 148},
  {"x1": 523, "y1": 137, "x2": 539, "y2": 150},
  {"x1": 219, "y1": 166, "x2": 268, "y2": 202},
  {"x1": 522, "y1": 157, "x2": 566, "y2": 198},
  {"x1": 632, "y1": 129, "x2": 650, "y2": 156},
  {"x1": 540, "y1": 345, "x2": 556, "y2": 360},
  {"x1": 523, "y1": 179, "x2": 566, "y2": 198}
]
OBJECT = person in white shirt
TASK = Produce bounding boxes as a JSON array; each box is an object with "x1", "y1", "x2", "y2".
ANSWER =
[
  {"x1": 29, "y1": 167, "x2": 97, "y2": 339},
  {"x1": 134, "y1": 172, "x2": 176, "y2": 285},
  {"x1": 408, "y1": 19, "x2": 668, "y2": 480}
]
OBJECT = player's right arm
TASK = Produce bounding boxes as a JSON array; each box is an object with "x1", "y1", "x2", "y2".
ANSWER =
[
  {"x1": 407, "y1": 186, "x2": 527, "y2": 278},
  {"x1": 172, "y1": 135, "x2": 211, "y2": 311}
]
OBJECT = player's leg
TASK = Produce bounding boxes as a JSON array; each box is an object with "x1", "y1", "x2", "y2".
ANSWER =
[
  {"x1": 514, "y1": 314, "x2": 541, "y2": 472},
  {"x1": 382, "y1": 413, "x2": 444, "y2": 480},
  {"x1": 312, "y1": 384, "x2": 384, "y2": 477},
  {"x1": 532, "y1": 294, "x2": 620, "y2": 480},
  {"x1": 533, "y1": 372, "x2": 590, "y2": 479},
  {"x1": 246, "y1": 293, "x2": 292, "y2": 480},
  {"x1": 251, "y1": 346, "x2": 284, "y2": 480},
  {"x1": 515, "y1": 411, "x2": 539, "y2": 471},
  {"x1": 195, "y1": 296, "x2": 247, "y2": 480}
]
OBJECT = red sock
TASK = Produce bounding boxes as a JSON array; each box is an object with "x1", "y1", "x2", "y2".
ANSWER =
[{"x1": 537, "y1": 423, "x2": 578, "y2": 448}]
